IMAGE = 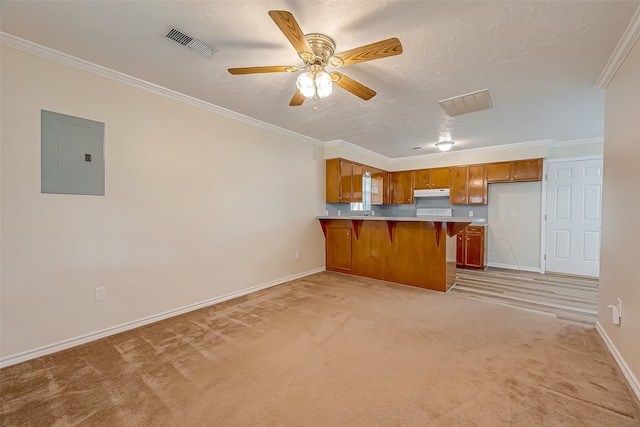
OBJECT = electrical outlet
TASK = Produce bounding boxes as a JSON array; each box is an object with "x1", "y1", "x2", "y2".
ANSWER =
[
  {"x1": 469, "y1": 210, "x2": 473, "y2": 217},
  {"x1": 337, "y1": 210, "x2": 341, "y2": 216},
  {"x1": 95, "y1": 286, "x2": 106, "y2": 301},
  {"x1": 295, "y1": 250, "x2": 299, "y2": 259},
  {"x1": 509, "y1": 210, "x2": 516, "y2": 217}
]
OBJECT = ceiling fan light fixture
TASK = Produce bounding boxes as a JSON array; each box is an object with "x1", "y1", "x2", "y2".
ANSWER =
[
  {"x1": 436, "y1": 141, "x2": 454, "y2": 151},
  {"x1": 315, "y1": 71, "x2": 333, "y2": 98},
  {"x1": 296, "y1": 71, "x2": 316, "y2": 98}
]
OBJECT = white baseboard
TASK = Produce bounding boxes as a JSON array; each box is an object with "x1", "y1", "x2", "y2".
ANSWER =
[
  {"x1": 485, "y1": 262, "x2": 541, "y2": 273},
  {"x1": 596, "y1": 321, "x2": 640, "y2": 403},
  {"x1": 0, "y1": 268, "x2": 325, "y2": 369}
]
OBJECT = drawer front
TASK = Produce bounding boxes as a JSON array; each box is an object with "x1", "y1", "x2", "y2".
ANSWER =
[{"x1": 466, "y1": 226, "x2": 484, "y2": 234}]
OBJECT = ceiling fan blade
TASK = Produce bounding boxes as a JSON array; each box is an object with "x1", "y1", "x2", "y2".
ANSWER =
[
  {"x1": 331, "y1": 72, "x2": 376, "y2": 100},
  {"x1": 334, "y1": 37, "x2": 403, "y2": 67},
  {"x1": 290, "y1": 89, "x2": 306, "y2": 106},
  {"x1": 268, "y1": 10, "x2": 313, "y2": 58},
  {"x1": 228, "y1": 66, "x2": 299, "y2": 75}
]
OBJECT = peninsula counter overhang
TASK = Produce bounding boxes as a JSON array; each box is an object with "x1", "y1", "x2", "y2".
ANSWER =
[{"x1": 317, "y1": 216, "x2": 485, "y2": 240}]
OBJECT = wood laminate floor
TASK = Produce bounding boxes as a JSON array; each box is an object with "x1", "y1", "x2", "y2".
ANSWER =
[{"x1": 451, "y1": 267, "x2": 598, "y2": 326}]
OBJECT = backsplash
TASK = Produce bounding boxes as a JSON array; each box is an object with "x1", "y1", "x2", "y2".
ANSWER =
[{"x1": 326, "y1": 198, "x2": 489, "y2": 220}]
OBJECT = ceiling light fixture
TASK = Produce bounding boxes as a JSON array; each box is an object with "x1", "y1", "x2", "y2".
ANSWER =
[
  {"x1": 296, "y1": 64, "x2": 333, "y2": 99},
  {"x1": 435, "y1": 141, "x2": 454, "y2": 151}
]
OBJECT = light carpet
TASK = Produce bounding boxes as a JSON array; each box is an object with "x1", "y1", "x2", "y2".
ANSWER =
[{"x1": 1, "y1": 271, "x2": 638, "y2": 426}]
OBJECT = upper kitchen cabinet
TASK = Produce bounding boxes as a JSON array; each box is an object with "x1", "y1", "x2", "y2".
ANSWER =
[
  {"x1": 326, "y1": 158, "x2": 341, "y2": 202},
  {"x1": 450, "y1": 165, "x2": 487, "y2": 204},
  {"x1": 468, "y1": 164, "x2": 487, "y2": 204},
  {"x1": 512, "y1": 158, "x2": 543, "y2": 181},
  {"x1": 486, "y1": 162, "x2": 512, "y2": 183},
  {"x1": 352, "y1": 163, "x2": 363, "y2": 202},
  {"x1": 449, "y1": 166, "x2": 468, "y2": 204},
  {"x1": 414, "y1": 167, "x2": 451, "y2": 189},
  {"x1": 364, "y1": 166, "x2": 387, "y2": 205},
  {"x1": 326, "y1": 158, "x2": 358, "y2": 203},
  {"x1": 486, "y1": 158, "x2": 543, "y2": 183},
  {"x1": 389, "y1": 170, "x2": 415, "y2": 204}
]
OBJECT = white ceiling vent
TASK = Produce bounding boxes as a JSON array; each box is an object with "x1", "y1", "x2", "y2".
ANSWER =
[
  {"x1": 438, "y1": 89, "x2": 494, "y2": 117},
  {"x1": 161, "y1": 25, "x2": 215, "y2": 57}
]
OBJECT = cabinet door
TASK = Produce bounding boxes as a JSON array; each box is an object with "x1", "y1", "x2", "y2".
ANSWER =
[
  {"x1": 352, "y1": 163, "x2": 363, "y2": 202},
  {"x1": 340, "y1": 160, "x2": 353, "y2": 202},
  {"x1": 414, "y1": 169, "x2": 431, "y2": 190},
  {"x1": 430, "y1": 167, "x2": 451, "y2": 189},
  {"x1": 456, "y1": 232, "x2": 465, "y2": 266},
  {"x1": 449, "y1": 166, "x2": 468, "y2": 204},
  {"x1": 325, "y1": 159, "x2": 341, "y2": 202},
  {"x1": 464, "y1": 231, "x2": 485, "y2": 269},
  {"x1": 389, "y1": 170, "x2": 415, "y2": 204},
  {"x1": 467, "y1": 164, "x2": 487, "y2": 204},
  {"x1": 369, "y1": 168, "x2": 386, "y2": 205},
  {"x1": 512, "y1": 159, "x2": 542, "y2": 181},
  {"x1": 326, "y1": 227, "x2": 352, "y2": 272},
  {"x1": 486, "y1": 162, "x2": 512, "y2": 183}
]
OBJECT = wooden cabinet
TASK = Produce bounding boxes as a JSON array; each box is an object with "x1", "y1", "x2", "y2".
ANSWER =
[
  {"x1": 468, "y1": 164, "x2": 487, "y2": 204},
  {"x1": 449, "y1": 166, "x2": 468, "y2": 204},
  {"x1": 450, "y1": 165, "x2": 487, "y2": 204},
  {"x1": 388, "y1": 170, "x2": 415, "y2": 204},
  {"x1": 456, "y1": 226, "x2": 485, "y2": 270},
  {"x1": 340, "y1": 160, "x2": 354, "y2": 202},
  {"x1": 352, "y1": 163, "x2": 363, "y2": 202},
  {"x1": 414, "y1": 167, "x2": 451, "y2": 190},
  {"x1": 327, "y1": 157, "x2": 542, "y2": 205},
  {"x1": 325, "y1": 224, "x2": 352, "y2": 272},
  {"x1": 486, "y1": 158, "x2": 543, "y2": 183},
  {"x1": 512, "y1": 158, "x2": 542, "y2": 181},
  {"x1": 325, "y1": 159, "x2": 363, "y2": 203},
  {"x1": 326, "y1": 158, "x2": 341, "y2": 203},
  {"x1": 365, "y1": 167, "x2": 387, "y2": 205},
  {"x1": 486, "y1": 162, "x2": 512, "y2": 182}
]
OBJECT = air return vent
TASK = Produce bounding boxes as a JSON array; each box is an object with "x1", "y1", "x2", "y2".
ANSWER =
[
  {"x1": 161, "y1": 25, "x2": 215, "y2": 57},
  {"x1": 438, "y1": 88, "x2": 493, "y2": 117}
]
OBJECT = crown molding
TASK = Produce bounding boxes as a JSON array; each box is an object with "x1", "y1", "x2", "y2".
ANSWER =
[
  {"x1": 0, "y1": 32, "x2": 322, "y2": 146},
  {"x1": 323, "y1": 139, "x2": 390, "y2": 161},
  {"x1": 548, "y1": 136, "x2": 603, "y2": 147},
  {"x1": 596, "y1": 6, "x2": 640, "y2": 89}
]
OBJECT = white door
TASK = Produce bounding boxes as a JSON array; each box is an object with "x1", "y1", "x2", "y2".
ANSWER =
[{"x1": 545, "y1": 158, "x2": 603, "y2": 277}]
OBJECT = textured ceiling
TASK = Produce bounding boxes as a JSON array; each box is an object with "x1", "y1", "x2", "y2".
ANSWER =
[{"x1": 1, "y1": 1, "x2": 638, "y2": 158}]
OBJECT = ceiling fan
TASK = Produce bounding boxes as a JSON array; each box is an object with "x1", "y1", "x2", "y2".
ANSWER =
[{"x1": 228, "y1": 10, "x2": 403, "y2": 106}]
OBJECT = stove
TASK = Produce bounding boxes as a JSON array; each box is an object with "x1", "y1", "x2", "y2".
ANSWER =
[{"x1": 416, "y1": 208, "x2": 453, "y2": 217}]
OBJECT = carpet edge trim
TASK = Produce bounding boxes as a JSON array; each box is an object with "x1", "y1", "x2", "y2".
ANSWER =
[
  {"x1": 0, "y1": 267, "x2": 325, "y2": 369},
  {"x1": 596, "y1": 321, "x2": 640, "y2": 403}
]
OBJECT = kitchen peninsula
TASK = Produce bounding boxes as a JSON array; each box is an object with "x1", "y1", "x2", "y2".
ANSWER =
[{"x1": 317, "y1": 216, "x2": 483, "y2": 292}]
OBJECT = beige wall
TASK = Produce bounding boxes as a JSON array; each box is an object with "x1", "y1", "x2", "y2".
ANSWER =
[
  {"x1": 599, "y1": 39, "x2": 640, "y2": 382},
  {"x1": 0, "y1": 46, "x2": 326, "y2": 360}
]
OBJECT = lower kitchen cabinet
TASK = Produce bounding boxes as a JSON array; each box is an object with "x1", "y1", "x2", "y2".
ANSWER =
[
  {"x1": 325, "y1": 224, "x2": 352, "y2": 272},
  {"x1": 456, "y1": 225, "x2": 486, "y2": 270}
]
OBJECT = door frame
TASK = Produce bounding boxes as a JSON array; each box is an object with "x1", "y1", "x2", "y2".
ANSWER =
[{"x1": 540, "y1": 155, "x2": 604, "y2": 274}]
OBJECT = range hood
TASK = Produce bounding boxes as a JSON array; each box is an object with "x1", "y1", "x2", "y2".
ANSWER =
[{"x1": 414, "y1": 188, "x2": 450, "y2": 198}]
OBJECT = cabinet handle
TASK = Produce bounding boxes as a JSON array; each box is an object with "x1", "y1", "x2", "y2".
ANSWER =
[
  {"x1": 347, "y1": 232, "x2": 350, "y2": 236},
  {"x1": 467, "y1": 238, "x2": 470, "y2": 240}
]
